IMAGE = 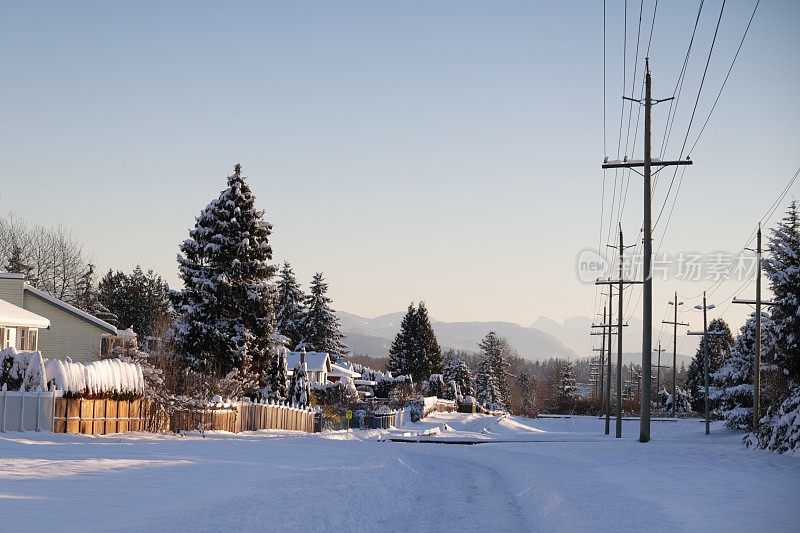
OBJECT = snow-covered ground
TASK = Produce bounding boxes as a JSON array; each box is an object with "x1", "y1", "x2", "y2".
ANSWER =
[{"x1": 1, "y1": 414, "x2": 798, "y2": 532}]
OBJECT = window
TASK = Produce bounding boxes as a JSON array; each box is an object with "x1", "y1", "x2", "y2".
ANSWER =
[
  {"x1": 0, "y1": 327, "x2": 5, "y2": 348},
  {"x1": 18, "y1": 328, "x2": 28, "y2": 351},
  {"x1": 28, "y1": 329, "x2": 38, "y2": 351}
]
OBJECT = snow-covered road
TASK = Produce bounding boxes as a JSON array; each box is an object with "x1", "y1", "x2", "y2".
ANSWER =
[{"x1": 0, "y1": 414, "x2": 797, "y2": 532}]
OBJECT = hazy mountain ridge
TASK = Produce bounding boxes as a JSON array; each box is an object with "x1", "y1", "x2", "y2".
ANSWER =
[{"x1": 339, "y1": 311, "x2": 576, "y2": 361}]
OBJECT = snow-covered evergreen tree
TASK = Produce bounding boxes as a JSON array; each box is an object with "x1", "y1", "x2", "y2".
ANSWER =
[
  {"x1": 556, "y1": 360, "x2": 579, "y2": 413},
  {"x1": 388, "y1": 303, "x2": 417, "y2": 378},
  {"x1": 414, "y1": 302, "x2": 442, "y2": 381},
  {"x1": 713, "y1": 312, "x2": 775, "y2": 429},
  {"x1": 443, "y1": 357, "x2": 474, "y2": 400},
  {"x1": 750, "y1": 201, "x2": 800, "y2": 453},
  {"x1": 685, "y1": 318, "x2": 733, "y2": 413},
  {"x1": 423, "y1": 374, "x2": 446, "y2": 398},
  {"x1": 387, "y1": 302, "x2": 442, "y2": 384},
  {"x1": 478, "y1": 331, "x2": 511, "y2": 407},
  {"x1": 174, "y1": 164, "x2": 277, "y2": 387},
  {"x1": 275, "y1": 262, "x2": 306, "y2": 348},
  {"x1": 270, "y1": 351, "x2": 289, "y2": 401},
  {"x1": 297, "y1": 273, "x2": 347, "y2": 356},
  {"x1": 290, "y1": 361, "x2": 311, "y2": 407},
  {"x1": 476, "y1": 358, "x2": 504, "y2": 411},
  {"x1": 763, "y1": 200, "x2": 800, "y2": 386}
]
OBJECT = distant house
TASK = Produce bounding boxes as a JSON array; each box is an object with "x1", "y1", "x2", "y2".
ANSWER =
[
  {"x1": 328, "y1": 363, "x2": 361, "y2": 383},
  {"x1": 286, "y1": 351, "x2": 332, "y2": 385},
  {"x1": 0, "y1": 273, "x2": 117, "y2": 362}
]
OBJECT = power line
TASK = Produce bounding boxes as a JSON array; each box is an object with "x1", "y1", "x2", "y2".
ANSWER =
[
  {"x1": 654, "y1": 0, "x2": 727, "y2": 232},
  {"x1": 657, "y1": 0, "x2": 705, "y2": 164},
  {"x1": 687, "y1": 0, "x2": 760, "y2": 155}
]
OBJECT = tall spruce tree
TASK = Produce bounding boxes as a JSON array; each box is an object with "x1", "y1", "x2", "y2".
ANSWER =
[
  {"x1": 388, "y1": 303, "x2": 417, "y2": 378},
  {"x1": 414, "y1": 302, "x2": 442, "y2": 381},
  {"x1": 297, "y1": 273, "x2": 347, "y2": 355},
  {"x1": 685, "y1": 318, "x2": 733, "y2": 413},
  {"x1": 478, "y1": 332, "x2": 511, "y2": 407},
  {"x1": 174, "y1": 164, "x2": 277, "y2": 383}
]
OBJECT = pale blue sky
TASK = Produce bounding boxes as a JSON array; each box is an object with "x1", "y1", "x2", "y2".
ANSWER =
[{"x1": 1, "y1": 1, "x2": 798, "y2": 346}]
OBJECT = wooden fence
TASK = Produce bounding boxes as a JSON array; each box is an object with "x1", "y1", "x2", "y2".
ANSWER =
[
  {"x1": 53, "y1": 398, "x2": 152, "y2": 435},
  {"x1": 47, "y1": 399, "x2": 317, "y2": 435},
  {"x1": 170, "y1": 401, "x2": 316, "y2": 434}
]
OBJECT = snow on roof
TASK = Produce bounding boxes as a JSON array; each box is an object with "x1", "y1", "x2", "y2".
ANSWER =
[
  {"x1": 286, "y1": 351, "x2": 331, "y2": 372},
  {"x1": 0, "y1": 272, "x2": 26, "y2": 279},
  {"x1": 329, "y1": 364, "x2": 361, "y2": 379},
  {"x1": 0, "y1": 298, "x2": 50, "y2": 328},
  {"x1": 24, "y1": 284, "x2": 117, "y2": 335}
]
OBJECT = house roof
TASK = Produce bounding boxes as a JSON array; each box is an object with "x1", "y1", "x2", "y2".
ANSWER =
[
  {"x1": 329, "y1": 364, "x2": 361, "y2": 379},
  {"x1": 0, "y1": 297, "x2": 50, "y2": 329},
  {"x1": 24, "y1": 284, "x2": 117, "y2": 335},
  {"x1": 286, "y1": 351, "x2": 331, "y2": 372}
]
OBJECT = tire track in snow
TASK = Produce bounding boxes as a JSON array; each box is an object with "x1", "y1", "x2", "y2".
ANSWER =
[{"x1": 394, "y1": 447, "x2": 529, "y2": 532}]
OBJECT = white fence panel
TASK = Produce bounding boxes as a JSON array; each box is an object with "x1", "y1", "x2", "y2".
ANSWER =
[{"x1": 0, "y1": 390, "x2": 62, "y2": 432}]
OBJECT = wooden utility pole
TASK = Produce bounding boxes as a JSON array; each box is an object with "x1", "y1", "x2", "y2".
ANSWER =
[
  {"x1": 592, "y1": 294, "x2": 621, "y2": 436},
  {"x1": 663, "y1": 293, "x2": 688, "y2": 417},
  {"x1": 732, "y1": 223, "x2": 775, "y2": 431},
  {"x1": 596, "y1": 226, "x2": 637, "y2": 438},
  {"x1": 653, "y1": 342, "x2": 666, "y2": 398},
  {"x1": 688, "y1": 292, "x2": 718, "y2": 436},
  {"x1": 599, "y1": 307, "x2": 606, "y2": 401},
  {"x1": 602, "y1": 58, "x2": 692, "y2": 442}
]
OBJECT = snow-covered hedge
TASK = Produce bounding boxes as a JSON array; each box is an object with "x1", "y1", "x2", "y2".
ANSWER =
[
  {"x1": 0, "y1": 347, "x2": 144, "y2": 396},
  {"x1": 747, "y1": 386, "x2": 800, "y2": 455}
]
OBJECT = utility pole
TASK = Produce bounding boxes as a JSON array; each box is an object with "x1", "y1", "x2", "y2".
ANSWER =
[
  {"x1": 592, "y1": 306, "x2": 607, "y2": 402},
  {"x1": 602, "y1": 58, "x2": 692, "y2": 443},
  {"x1": 595, "y1": 226, "x2": 637, "y2": 438},
  {"x1": 688, "y1": 292, "x2": 718, "y2": 436},
  {"x1": 663, "y1": 293, "x2": 688, "y2": 417},
  {"x1": 732, "y1": 223, "x2": 775, "y2": 431},
  {"x1": 592, "y1": 296, "x2": 621, "y2": 436},
  {"x1": 653, "y1": 342, "x2": 666, "y2": 398},
  {"x1": 599, "y1": 306, "x2": 607, "y2": 401}
]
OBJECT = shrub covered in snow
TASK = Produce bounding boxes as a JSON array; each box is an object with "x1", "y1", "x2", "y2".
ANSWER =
[
  {"x1": 746, "y1": 386, "x2": 800, "y2": 455},
  {"x1": 0, "y1": 347, "x2": 145, "y2": 397}
]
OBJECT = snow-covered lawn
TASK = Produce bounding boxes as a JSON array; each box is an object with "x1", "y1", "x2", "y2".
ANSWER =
[{"x1": 1, "y1": 414, "x2": 797, "y2": 532}]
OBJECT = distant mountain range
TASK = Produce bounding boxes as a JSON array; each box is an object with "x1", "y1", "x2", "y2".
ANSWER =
[
  {"x1": 338, "y1": 311, "x2": 576, "y2": 361},
  {"x1": 338, "y1": 311, "x2": 696, "y2": 365}
]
